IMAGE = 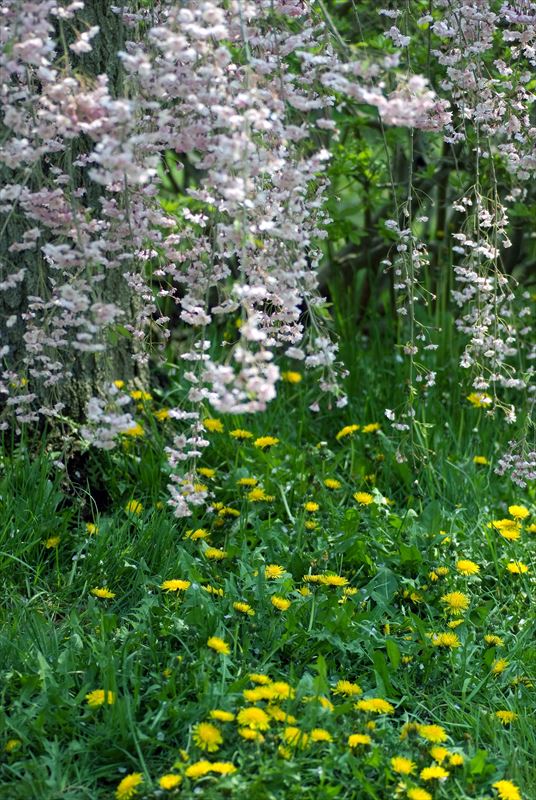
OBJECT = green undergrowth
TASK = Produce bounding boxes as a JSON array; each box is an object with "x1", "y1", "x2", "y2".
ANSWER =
[{"x1": 0, "y1": 353, "x2": 534, "y2": 800}]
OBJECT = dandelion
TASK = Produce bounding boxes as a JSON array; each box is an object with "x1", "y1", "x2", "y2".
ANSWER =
[
  {"x1": 237, "y1": 707, "x2": 270, "y2": 730},
  {"x1": 197, "y1": 467, "x2": 215, "y2": 479},
  {"x1": 456, "y1": 559, "x2": 480, "y2": 575},
  {"x1": 125, "y1": 499, "x2": 143, "y2": 515},
  {"x1": 492, "y1": 780, "x2": 522, "y2": 800},
  {"x1": 192, "y1": 722, "x2": 223, "y2": 753},
  {"x1": 265, "y1": 564, "x2": 285, "y2": 579},
  {"x1": 336, "y1": 424, "x2": 360, "y2": 440},
  {"x1": 271, "y1": 596, "x2": 291, "y2": 611},
  {"x1": 239, "y1": 727, "x2": 265, "y2": 743},
  {"x1": 362, "y1": 423, "x2": 380, "y2": 433},
  {"x1": 355, "y1": 698, "x2": 394, "y2": 714},
  {"x1": 210, "y1": 710, "x2": 235, "y2": 722},
  {"x1": 281, "y1": 371, "x2": 302, "y2": 383},
  {"x1": 491, "y1": 658, "x2": 509, "y2": 674},
  {"x1": 283, "y1": 726, "x2": 309, "y2": 748},
  {"x1": 130, "y1": 390, "x2": 151, "y2": 402},
  {"x1": 269, "y1": 681, "x2": 294, "y2": 700},
  {"x1": 310, "y1": 728, "x2": 332, "y2": 742},
  {"x1": 304, "y1": 501, "x2": 319, "y2": 512},
  {"x1": 158, "y1": 774, "x2": 182, "y2": 790},
  {"x1": 418, "y1": 724, "x2": 448, "y2": 743},
  {"x1": 449, "y1": 753, "x2": 464, "y2": 766},
  {"x1": 333, "y1": 680, "x2": 362, "y2": 696},
  {"x1": 205, "y1": 547, "x2": 228, "y2": 560},
  {"x1": 354, "y1": 491, "x2": 374, "y2": 505},
  {"x1": 233, "y1": 601, "x2": 255, "y2": 616},
  {"x1": 391, "y1": 756, "x2": 416, "y2": 774},
  {"x1": 429, "y1": 746, "x2": 450, "y2": 763},
  {"x1": 324, "y1": 478, "x2": 342, "y2": 489},
  {"x1": 113, "y1": 380, "x2": 125, "y2": 389},
  {"x1": 85, "y1": 689, "x2": 115, "y2": 708},
  {"x1": 254, "y1": 436, "x2": 279, "y2": 449},
  {"x1": 123, "y1": 423, "x2": 144, "y2": 437},
  {"x1": 467, "y1": 392, "x2": 492, "y2": 408},
  {"x1": 506, "y1": 561, "x2": 529, "y2": 574},
  {"x1": 431, "y1": 632, "x2": 461, "y2": 648},
  {"x1": 267, "y1": 706, "x2": 297, "y2": 723},
  {"x1": 44, "y1": 536, "x2": 60, "y2": 548},
  {"x1": 448, "y1": 619, "x2": 464, "y2": 629},
  {"x1": 495, "y1": 710, "x2": 518, "y2": 725},
  {"x1": 489, "y1": 519, "x2": 521, "y2": 541},
  {"x1": 91, "y1": 587, "x2": 116, "y2": 599},
  {"x1": 207, "y1": 637, "x2": 230, "y2": 655},
  {"x1": 230, "y1": 429, "x2": 253, "y2": 439},
  {"x1": 203, "y1": 418, "x2": 224, "y2": 433},
  {"x1": 420, "y1": 764, "x2": 449, "y2": 780},
  {"x1": 115, "y1": 773, "x2": 143, "y2": 800},
  {"x1": 185, "y1": 760, "x2": 213, "y2": 779},
  {"x1": 248, "y1": 487, "x2": 274, "y2": 502},
  {"x1": 211, "y1": 762, "x2": 236, "y2": 775},
  {"x1": 407, "y1": 789, "x2": 432, "y2": 800},
  {"x1": 249, "y1": 673, "x2": 271, "y2": 685},
  {"x1": 473, "y1": 455, "x2": 489, "y2": 465},
  {"x1": 154, "y1": 408, "x2": 170, "y2": 422},
  {"x1": 237, "y1": 477, "x2": 258, "y2": 487},
  {"x1": 4, "y1": 739, "x2": 22, "y2": 753},
  {"x1": 348, "y1": 733, "x2": 371, "y2": 747},
  {"x1": 484, "y1": 634, "x2": 504, "y2": 647},
  {"x1": 161, "y1": 579, "x2": 191, "y2": 591},
  {"x1": 508, "y1": 505, "x2": 530, "y2": 520},
  {"x1": 202, "y1": 584, "x2": 224, "y2": 597},
  {"x1": 86, "y1": 523, "x2": 98, "y2": 535},
  {"x1": 185, "y1": 528, "x2": 209, "y2": 541},
  {"x1": 305, "y1": 520, "x2": 318, "y2": 530},
  {"x1": 440, "y1": 591, "x2": 470, "y2": 615}
]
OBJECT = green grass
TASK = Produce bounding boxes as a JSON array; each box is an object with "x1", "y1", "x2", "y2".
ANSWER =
[{"x1": 0, "y1": 343, "x2": 534, "y2": 800}]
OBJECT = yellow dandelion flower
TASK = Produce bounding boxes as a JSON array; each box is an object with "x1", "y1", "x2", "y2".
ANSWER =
[
  {"x1": 354, "y1": 491, "x2": 374, "y2": 505},
  {"x1": 91, "y1": 587, "x2": 116, "y2": 599},
  {"x1": 310, "y1": 728, "x2": 332, "y2": 742},
  {"x1": 123, "y1": 423, "x2": 145, "y2": 438},
  {"x1": 355, "y1": 697, "x2": 394, "y2": 714},
  {"x1": 429, "y1": 746, "x2": 450, "y2": 763},
  {"x1": 233, "y1": 601, "x2": 255, "y2": 616},
  {"x1": 159, "y1": 774, "x2": 182, "y2": 790},
  {"x1": 304, "y1": 520, "x2": 318, "y2": 530},
  {"x1": 448, "y1": 618, "x2": 464, "y2": 629},
  {"x1": 192, "y1": 722, "x2": 222, "y2": 753},
  {"x1": 125, "y1": 499, "x2": 143, "y2": 515},
  {"x1": 237, "y1": 707, "x2": 270, "y2": 730},
  {"x1": 267, "y1": 706, "x2": 297, "y2": 724},
  {"x1": 265, "y1": 564, "x2": 285, "y2": 579},
  {"x1": 254, "y1": 436, "x2": 279, "y2": 449},
  {"x1": 115, "y1": 772, "x2": 143, "y2": 800},
  {"x1": 237, "y1": 477, "x2": 258, "y2": 486},
  {"x1": 86, "y1": 523, "x2": 98, "y2": 535},
  {"x1": 281, "y1": 371, "x2": 302, "y2": 383},
  {"x1": 484, "y1": 634, "x2": 504, "y2": 647},
  {"x1": 197, "y1": 467, "x2": 215, "y2": 479},
  {"x1": 154, "y1": 408, "x2": 170, "y2": 422},
  {"x1": 348, "y1": 733, "x2": 372, "y2": 747},
  {"x1": 489, "y1": 519, "x2": 521, "y2": 541},
  {"x1": 207, "y1": 636, "x2": 230, "y2": 655},
  {"x1": 304, "y1": 501, "x2": 319, "y2": 512},
  {"x1": 492, "y1": 779, "x2": 521, "y2": 800},
  {"x1": 202, "y1": 584, "x2": 224, "y2": 597},
  {"x1": 527, "y1": 523, "x2": 536, "y2": 533},
  {"x1": 113, "y1": 380, "x2": 125, "y2": 389},
  {"x1": 436, "y1": 566, "x2": 449, "y2": 576},
  {"x1": 85, "y1": 689, "x2": 115, "y2": 708},
  {"x1": 248, "y1": 487, "x2": 274, "y2": 502},
  {"x1": 508, "y1": 504, "x2": 530, "y2": 520},
  {"x1": 418, "y1": 724, "x2": 448, "y2": 743},
  {"x1": 185, "y1": 760, "x2": 212, "y2": 779},
  {"x1": 204, "y1": 547, "x2": 228, "y2": 560},
  {"x1": 324, "y1": 478, "x2": 342, "y2": 489},
  {"x1": 431, "y1": 632, "x2": 461, "y2": 648},
  {"x1": 210, "y1": 710, "x2": 235, "y2": 722},
  {"x1": 495, "y1": 710, "x2": 518, "y2": 725},
  {"x1": 185, "y1": 528, "x2": 209, "y2": 541},
  {"x1": 249, "y1": 673, "x2": 271, "y2": 685},
  {"x1": 440, "y1": 591, "x2": 470, "y2": 615},
  {"x1": 44, "y1": 536, "x2": 60, "y2": 548},
  {"x1": 336, "y1": 424, "x2": 360, "y2": 440},
  {"x1": 271, "y1": 596, "x2": 291, "y2": 611},
  {"x1": 203, "y1": 418, "x2": 224, "y2": 433},
  {"x1": 161, "y1": 579, "x2": 191, "y2": 592},
  {"x1": 491, "y1": 658, "x2": 509, "y2": 674},
  {"x1": 210, "y1": 762, "x2": 236, "y2": 775},
  {"x1": 239, "y1": 727, "x2": 265, "y2": 742},
  {"x1": 230, "y1": 429, "x2": 253, "y2": 439},
  {"x1": 407, "y1": 790, "x2": 432, "y2": 800},
  {"x1": 391, "y1": 756, "x2": 416, "y2": 774},
  {"x1": 130, "y1": 390, "x2": 151, "y2": 402},
  {"x1": 269, "y1": 681, "x2": 294, "y2": 700},
  {"x1": 456, "y1": 559, "x2": 480, "y2": 576},
  {"x1": 333, "y1": 680, "x2": 362, "y2": 696},
  {"x1": 473, "y1": 455, "x2": 489, "y2": 465},
  {"x1": 282, "y1": 726, "x2": 309, "y2": 748},
  {"x1": 217, "y1": 506, "x2": 239, "y2": 518},
  {"x1": 420, "y1": 764, "x2": 449, "y2": 781},
  {"x1": 467, "y1": 392, "x2": 492, "y2": 408},
  {"x1": 4, "y1": 739, "x2": 22, "y2": 753},
  {"x1": 506, "y1": 561, "x2": 529, "y2": 574},
  {"x1": 449, "y1": 753, "x2": 464, "y2": 766},
  {"x1": 362, "y1": 422, "x2": 380, "y2": 433}
]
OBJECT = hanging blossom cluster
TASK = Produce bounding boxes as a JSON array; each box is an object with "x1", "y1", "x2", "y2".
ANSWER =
[{"x1": 1, "y1": 0, "x2": 457, "y2": 513}]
